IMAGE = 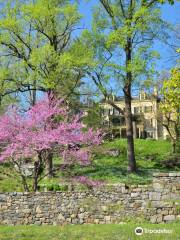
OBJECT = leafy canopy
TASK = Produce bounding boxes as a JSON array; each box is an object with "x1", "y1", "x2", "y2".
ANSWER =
[
  {"x1": 0, "y1": 0, "x2": 93, "y2": 100},
  {"x1": 82, "y1": 0, "x2": 171, "y2": 92},
  {"x1": 160, "y1": 67, "x2": 180, "y2": 118}
]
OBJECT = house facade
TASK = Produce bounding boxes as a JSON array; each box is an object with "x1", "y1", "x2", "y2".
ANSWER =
[{"x1": 100, "y1": 91, "x2": 166, "y2": 140}]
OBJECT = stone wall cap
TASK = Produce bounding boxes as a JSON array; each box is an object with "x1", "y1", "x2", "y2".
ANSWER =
[
  {"x1": 94, "y1": 183, "x2": 126, "y2": 188},
  {"x1": 169, "y1": 172, "x2": 180, "y2": 177},
  {"x1": 153, "y1": 172, "x2": 180, "y2": 177}
]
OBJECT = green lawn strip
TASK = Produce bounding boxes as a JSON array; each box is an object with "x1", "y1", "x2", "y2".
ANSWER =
[{"x1": 0, "y1": 223, "x2": 179, "y2": 240}]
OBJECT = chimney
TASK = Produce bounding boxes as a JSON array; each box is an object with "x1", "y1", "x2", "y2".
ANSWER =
[
  {"x1": 153, "y1": 86, "x2": 158, "y2": 97},
  {"x1": 139, "y1": 90, "x2": 146, "y2": 100}
]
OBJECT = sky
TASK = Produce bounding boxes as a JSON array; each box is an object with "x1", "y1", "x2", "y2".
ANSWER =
[{"x1": 78, "y1": 0, "x2": 180, "y2": 71}]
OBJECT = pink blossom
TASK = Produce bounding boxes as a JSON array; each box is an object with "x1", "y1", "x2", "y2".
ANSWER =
[{"x1": 0, "y1": 96, "x2": 103, "y2": 167}]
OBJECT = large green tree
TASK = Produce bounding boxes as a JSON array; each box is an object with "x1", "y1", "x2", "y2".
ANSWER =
[
  {"x1": 0, "y1": 0, "x2": 93, "y2": 105},
  {"x1": 83, "y1": 0, "x2": 174, "y2": 173},
  {"x1": 0, "y1": 0, "x2": 93, "y2": 177}
]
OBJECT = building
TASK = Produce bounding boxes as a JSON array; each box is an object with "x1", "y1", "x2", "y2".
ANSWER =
[{"x1": 100, "y1": 90, "x2": 165, "y2": 140}]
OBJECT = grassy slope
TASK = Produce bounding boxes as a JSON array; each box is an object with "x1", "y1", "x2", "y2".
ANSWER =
[
  {"x1": 0, "y1": 223, "x2": 180, "y2": 240},
  {"x1": 0, "y1": 139, "x2": 179, "y2": 191},
  {"x1": 71, "y1": 139, "x2": 177, "y2": 185}
]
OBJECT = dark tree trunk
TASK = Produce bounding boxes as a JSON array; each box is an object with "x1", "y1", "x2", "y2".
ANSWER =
[
  {"x1": 33, "y1": 153, "x2": 42, "y2": 192},
  {"x1": 44, "y1": 90, "x2": 55, "y2": 178},
  {"x1": 163, "y1": 122, "x2": 179, "y2": 154},
  {"x1": 21, "y1": 175, "x2": 30, "y2": 192},
  {"x1": 172, "y1": 141, "x2": 176, "y2": 154},
  {"x1": 29, "y1": 80, "x2": 37, "y2": 106},
  {"x1": 45, "y1": 151, "x2": 53, "y2": 178},
  {"x1": 124, "y1": 85, "x2": 136, "y2": 173},
  {"x1": 32, "y1": 88, "x2": 36, "y2": 106},
  {"x1": 123, "y1": 36, "x2": 137, "y2": 173}
]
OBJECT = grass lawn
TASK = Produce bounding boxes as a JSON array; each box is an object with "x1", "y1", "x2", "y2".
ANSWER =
[
  {"x1": 0, "y1": 223, "x2": 180, "y2": 240},
  {"x1": 0, "y1": 139, "x2": 179, "y2": 191},
  {"x1": 73, "y1": 139, "x2": 176, "y2": 185}
]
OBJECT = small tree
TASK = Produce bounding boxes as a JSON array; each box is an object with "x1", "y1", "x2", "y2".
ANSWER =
[
  {"x1": 0, "y1": 0, "x2": 95, "y2": 177},
  {"x1": 0, "y1": 96, "x2": 102, "y2": 191},
  {"x1": 160, "y1": 67, "x2": 180, "y2": 153}
]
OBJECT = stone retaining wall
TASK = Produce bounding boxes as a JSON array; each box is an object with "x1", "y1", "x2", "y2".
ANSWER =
[
  {"x1": 0, "y1": 173, "x2": 179, "y2": 225},
  {"x1": 147, "y1": 172, "x2": 180, "y2": 223}
]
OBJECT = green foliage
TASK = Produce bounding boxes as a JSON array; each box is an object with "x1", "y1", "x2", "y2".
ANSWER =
[
  {"x1": 160, "y1": 67, "x2": 180, "y2": 152},
  {"x1": 83, "y1": 102, "x2": 102, "y2": 129},
  {"x1": 175, "y1": 205, "x2": 180, "y2": 215},
  {"x1": 41, "y1": 183, "x2": 68, "y2": 191},
  {"x1": 0, "y1": 0, "x2": 93, "y2": 102},
  {"x1": 83, "y1": 0, "x2": 171, "y2": 91},
  {"x1": 158, "y1": 0, "x2": 174, "y2": 4},
  {"x1": 160, "y1": 68, "x2": 180, "y2": 114},
  {"x1": 0, "y1": 163, "x2": 23, "y2": 192}
]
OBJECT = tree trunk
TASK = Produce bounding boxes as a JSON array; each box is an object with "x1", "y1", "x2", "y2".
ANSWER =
[
  {"x1": 44, "y1": 90, "x2": 55, "y2": 178},
  {"x1": 124, "y1": 85, "x2": 137, "y2": 172},
  {"x1": 172, "y1": 141, "x2": 176, "y2": 154},
  {"x1": 33, "y1": 153, "x2": 42, "y2": 192},
  {"x1": 163, "y1": 123, "x2": 179, "y2": 154},
  {"x1": 29, "y1": 80, "x2": 37, "y2": 106},
  {"x1": 21, "y1": 175, "x2": 30, "y2": 192},
  {"x1": 123, "y1": 35, "x2": 136, "y2": 173},
  {"x1": 45, "y1": 151, "x2": 53, "y2": 178},
  {"x1": 32, "y1": 88, "x2": 36, "y2": 106}
]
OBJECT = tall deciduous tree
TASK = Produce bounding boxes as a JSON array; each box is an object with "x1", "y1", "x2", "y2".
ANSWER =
[
  {"x1": 83, "y1": 0, "x2": 174, "y2": 172},
  {"x1": 0, "y1": 0, "x2": 93, "y2": 103}
]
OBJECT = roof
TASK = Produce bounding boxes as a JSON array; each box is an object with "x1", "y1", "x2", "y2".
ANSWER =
[{"x1": 100, "y1": 94, "x2": 160, "y2": 103}]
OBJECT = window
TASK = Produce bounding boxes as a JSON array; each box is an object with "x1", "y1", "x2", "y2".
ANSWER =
[
  {"x1": 134, "y1": 107, "x2": 140, "y2": 114},
  {"x1": 145, "y1": 119, "x2": 153, "y2": 127},
  {"x1": 112, "y1": 117, "x2": 120, "y2": 126},
  {"x1": 109, "y1": 108, "x2": 113, "y2": 115},
  {"x1": 146, "y1": 132, "x2": 154, "y2": 138},
  {"x1": 101, "y1": 109, "x2": 105, "y2": 116},
  {"x1": 103, "y1": 109, "x2": 110, "y2": 115},
  {"x1": 151, "y1": 119, "x2": 153, "y2": 126},
  {"x1": 144, "y1": 106, "x2": 152, "y2": 113},
  {"x1": 114, "y1": 108, "x2": 120, "y2": 115}
]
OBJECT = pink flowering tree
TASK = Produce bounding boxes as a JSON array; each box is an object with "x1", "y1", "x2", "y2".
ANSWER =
[{"x1": 0, "y1": 96, "x2": 102, "y2": 191}]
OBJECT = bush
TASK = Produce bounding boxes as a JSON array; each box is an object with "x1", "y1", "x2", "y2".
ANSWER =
[{"x1": 40, "y1": 184, "x2": 68, "y2": 191}]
